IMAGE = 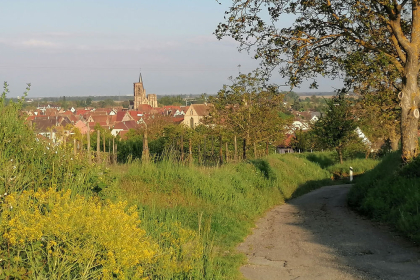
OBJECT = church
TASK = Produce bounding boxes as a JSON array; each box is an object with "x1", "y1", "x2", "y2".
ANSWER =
[{"x1": 131, "y1": 73, "x2": 158, "y2": 109}]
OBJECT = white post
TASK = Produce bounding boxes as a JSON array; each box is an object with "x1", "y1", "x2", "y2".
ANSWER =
[{"x1": 349, "y1": 166, "x2": 353, "y2": 182}]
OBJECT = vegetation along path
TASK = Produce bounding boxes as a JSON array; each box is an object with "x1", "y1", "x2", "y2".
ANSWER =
[{"x1": 238, "y1": 185, "x2": 420, "y2": 280}]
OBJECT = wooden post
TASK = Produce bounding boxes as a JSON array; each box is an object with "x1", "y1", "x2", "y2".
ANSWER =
[
  {"x1": 189, "y1": 138, "x2": 193, "y2": 165},
  {"x1": 142, "y1": 128, "x2": 149, "y2": 162},
  {"x1": 198, "y1": 143, "x2": 201, "y2": 165},
  {"x1": 203, "y1": 136, "x2": 207, "y2": 164},
  {"x1": 225, "y1": 142, "x2": 229, "y2": 163},
  {"x1": 219, "y1": 135, "x2": 223, "y2": 165},
  {"x1": 103, "y1": 132, "x2": 105, "y2": 154},
  {"x1": 108, "y1": 139, "x2": 111, "y2": 163},
  {"x1": 73, "y1": 138, "x2": 77, "y2": 156},
  {"x1": 211, "y1": 136, "x2": 214, "y2": 157},
  {"x1": 115, "y1": 142, "x2": 118, "y2": 163},
  {"x1": 87, "y1": 128, "x2": 91, "y2": 164},
  {"x1": 234, "y1": 135, "x2": 238, "y2": 162},
  {"x1": 112, "y1": 137, "x2": 115, "y2": 164},
  {"x1": 180, "y1": 132, "x2": 184, "y2": 162},
  {"x1": 96, "y1": 130, "x2": 100, "y2": 163}
]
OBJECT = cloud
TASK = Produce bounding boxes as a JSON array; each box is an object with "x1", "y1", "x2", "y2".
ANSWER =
[{"x1": 21, "y1": 39, "x2": 59, "y2": 48}]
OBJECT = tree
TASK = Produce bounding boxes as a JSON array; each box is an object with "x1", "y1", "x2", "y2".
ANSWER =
[
  {"x1": 206, "y1": 70, "x2": 290, "y2": 159},
  {"x1": 216, "y1": 0, "x2": 420, "y2": 161},
  {"x1": 312, "y1": 95, "x2": 359, "y2": 164},
  {"x1": 342, "y1": 51, "x2": 401, "y2": 151}
]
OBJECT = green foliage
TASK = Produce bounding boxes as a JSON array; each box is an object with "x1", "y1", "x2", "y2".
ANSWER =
[
  {"x1": 312, "y1": 95, "x2": 359, "y2": 163},
  {"x1": 348, "y1": 152, "x2": 420, "y2": 243}
]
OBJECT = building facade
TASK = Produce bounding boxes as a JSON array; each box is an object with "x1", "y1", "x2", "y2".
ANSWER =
[{"x1": 133, "y1": 73, "x2": 158, "y2": 109}]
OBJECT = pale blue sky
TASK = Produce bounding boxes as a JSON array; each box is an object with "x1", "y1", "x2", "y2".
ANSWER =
[{"x1": 0, "y1": 0, "x2": 341, "y2": 97}]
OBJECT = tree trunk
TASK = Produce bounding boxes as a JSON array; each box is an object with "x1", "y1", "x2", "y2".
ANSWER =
[
  {"x1": 400, "y1": 52, "x2": 420, "y2": 162},
  {"x1": 337, "y1": 148, "x2": 343, "y2": 164},
  {"x1": 253, "y1": 142, "x2": 257, "y2": 159}
]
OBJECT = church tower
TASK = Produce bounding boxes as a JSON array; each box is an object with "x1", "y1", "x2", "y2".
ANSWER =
[
  {"x1": 134, "y1": 73, "x2": 147, "y2": 109},
  {"x1": 133, "y1": 73, "x2": 158, "y2": 109}
]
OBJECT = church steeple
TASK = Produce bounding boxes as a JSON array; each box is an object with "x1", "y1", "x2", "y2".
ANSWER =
[{"x1": 139, "y1": 73, "x2": 143, "y2": 84}]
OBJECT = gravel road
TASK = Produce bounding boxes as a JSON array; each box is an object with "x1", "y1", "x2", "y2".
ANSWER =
[{"x1": 238, "y1": 184, "x2": 420, "y2": 280}]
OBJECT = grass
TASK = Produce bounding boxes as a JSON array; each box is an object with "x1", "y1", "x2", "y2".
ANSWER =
[
  {"x1": 105, "y1": 154, "x2": 333, "y2": 279},
  {"x1": 348, "y1": 151, "x2": 420, "y2": 243}
]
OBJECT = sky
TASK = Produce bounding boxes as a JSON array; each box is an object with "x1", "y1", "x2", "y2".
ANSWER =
[{"x1": 0, "y1": 0, "x2": 343, "y2": 97}]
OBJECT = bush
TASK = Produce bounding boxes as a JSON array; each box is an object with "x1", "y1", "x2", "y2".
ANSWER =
[
  {"x1": 0, "y1": 188, "x2": 204, "y2": 279},
  {"x1": 348, "y1": 152, "x2": 420, "y2": 243}
]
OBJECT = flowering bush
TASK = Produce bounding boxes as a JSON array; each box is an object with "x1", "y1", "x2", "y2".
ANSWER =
[
  {"x1": 0, "y1": 188, "x2": 204, "y2": 279},
  {"x1": 0, "y1": 189, "x2": 146, "y2": 279}
]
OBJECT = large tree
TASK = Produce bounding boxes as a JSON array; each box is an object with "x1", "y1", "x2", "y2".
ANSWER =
[{"x1": 216, "y1": 0, "x2": 420, "y2": 161}]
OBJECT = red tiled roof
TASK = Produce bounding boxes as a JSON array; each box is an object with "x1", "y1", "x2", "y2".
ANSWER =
[{"x1": 116, "y1": 111, "x2": 126, "y2": 122}]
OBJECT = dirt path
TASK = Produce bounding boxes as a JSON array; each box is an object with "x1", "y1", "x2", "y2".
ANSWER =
[{"x1": 238, "y1": 185, "x2": 420, "y2": 280}]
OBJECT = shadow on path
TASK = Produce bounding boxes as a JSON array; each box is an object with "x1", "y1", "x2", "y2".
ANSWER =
[{"x1": 238, "y1": 184, "x2": 420, "y2": 280}]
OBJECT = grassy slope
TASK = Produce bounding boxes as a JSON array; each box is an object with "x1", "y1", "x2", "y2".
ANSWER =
[
  {"x1": 108, "y1": 154, "x2": 332, "y2": 279},
  {"x1": 348, "y1": 152, "x2": 420, "y2": 243}
]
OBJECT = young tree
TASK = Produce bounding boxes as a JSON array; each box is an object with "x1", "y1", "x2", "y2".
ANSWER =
[
  {"x1": 312, "y1": 95, "x2": 358, "y2": 164},
  {"x1": 206, "y1": 70, "x2": 290, "y2": 159},
  {"x1": 216, "y1": 0, "x2": 420, "y2": 161}
]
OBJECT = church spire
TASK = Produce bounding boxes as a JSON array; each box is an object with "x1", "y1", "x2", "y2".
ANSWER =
[{"x1": 139, "y1": 72, "x2": 143, "y2": 84}]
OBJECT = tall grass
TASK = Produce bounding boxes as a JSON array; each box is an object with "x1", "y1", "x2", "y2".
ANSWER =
[
  {"x1": 107, "y1": 154, "x2": 332, "y2": 278},
  {"x1": 0, "y1": 84, "x2": 110, "y2": 196},
  {"x1": 348, "y1": 152, "x2": 420, "y2": 243}
]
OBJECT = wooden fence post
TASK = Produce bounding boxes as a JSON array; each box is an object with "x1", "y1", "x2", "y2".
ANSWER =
[
  {"x1": 142, "y1": 129, "x2": 149, "y2": 162},
  {"x1": 219, "y1": 135, "x2": 223, "y2": 165},
  {"x1": 87, "y1": 128, "x2": 91, "y2": 164},
  {"x1": 189, "y1": 138, "x2": 193, "y2": 165},
  {"x1": 180, "y1": 132, "x2": 184, "y2": 162},
  {"x1": 112, "y1": 137, "x2": 115, "y2": 164},
  {"x1": 234, "y1": 135, "x2": 238, "y2": 162},
  {"x1": 225, "y1": 142, "x2": 229, "y2": 163},
  {"x1": 97, "y1": 130, "x2": 100, "y2": 163}
]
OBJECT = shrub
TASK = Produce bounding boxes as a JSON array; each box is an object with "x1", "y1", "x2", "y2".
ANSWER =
[
  {"x1": 0, "y1": 188, "x2": 204, "y2": 279},
  {"x1": 348, "y1": 152, "x2": 420, "y2": 243}
]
